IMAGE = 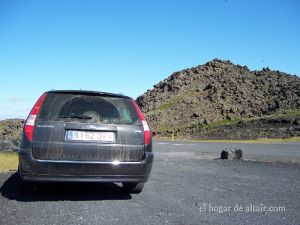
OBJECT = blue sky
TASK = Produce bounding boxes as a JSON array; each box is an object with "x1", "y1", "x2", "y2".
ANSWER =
[{"x1": 0, "y1": 0, "x2": 299, "y2": 119}]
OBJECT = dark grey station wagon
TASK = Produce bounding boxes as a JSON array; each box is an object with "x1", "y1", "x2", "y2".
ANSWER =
[{"x1": 19, "y1": 90, "x2": 153, "y2": 193}]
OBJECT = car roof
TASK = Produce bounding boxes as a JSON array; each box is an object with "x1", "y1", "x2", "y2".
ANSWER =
[{"x1": 46, "y1": 90, "x2": 131, "y2": 99}]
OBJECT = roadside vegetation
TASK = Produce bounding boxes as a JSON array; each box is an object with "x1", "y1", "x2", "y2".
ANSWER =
[
  {"x1": 153, "y1": 109, "x2": 300, "y2": 141},
  {"x1": 0, "y1": 152, "x2": 18, "y2": 172},
  {"x1": 201, "y1": 109, "x2": 300, "y2": 130}
]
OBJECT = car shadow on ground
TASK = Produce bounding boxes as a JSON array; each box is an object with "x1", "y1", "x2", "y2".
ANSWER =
[{"x1": 0, "y1": 172, "x2": 132, "y2": 202}]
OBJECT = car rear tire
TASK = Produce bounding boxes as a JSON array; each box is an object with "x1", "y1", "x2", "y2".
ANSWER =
[{"x1": 122, "y1": 182, "x2": 144, "y2": 194}]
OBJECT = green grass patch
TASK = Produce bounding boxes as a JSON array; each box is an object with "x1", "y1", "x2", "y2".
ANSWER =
[
  {"x1": 156, "y1": 90, "x2": 199, "y2": 112},
  {"x1": 279, "y1": 109, "x2": 300, "y2": 116},
  {"x1": 198, "y1": 109, "x2": 300, "y2": 130},
  {"x1": 202, "y1": 118, "x2": 242, "y2": 129},
  {"x1": 156, "y1": 96, "x2": 180, "y2": 111},
  {"x1": 0, "y1": 152, "x2": 18, "y2": 172},
  {"x1": 0, "y1": 124, "x2": 5, "y2": 133}
]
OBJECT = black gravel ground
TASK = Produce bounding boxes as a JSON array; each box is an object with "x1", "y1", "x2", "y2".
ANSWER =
[{"x1": 0, "y1": 142, "x2": 299, "y2": 225}]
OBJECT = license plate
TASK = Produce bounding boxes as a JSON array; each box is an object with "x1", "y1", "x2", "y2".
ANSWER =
[{"x1": 67, "y1": 130, "x2": 115, "y2": 142}]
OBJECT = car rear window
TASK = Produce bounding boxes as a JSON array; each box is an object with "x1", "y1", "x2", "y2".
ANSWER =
[{"x1": 37, "y1": 93, "x2": 139, "y2": 125}]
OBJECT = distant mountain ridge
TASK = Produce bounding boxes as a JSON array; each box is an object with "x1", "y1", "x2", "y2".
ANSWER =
[{"x1": 136, "y1": 59, "x2": 300, "y2": 137}]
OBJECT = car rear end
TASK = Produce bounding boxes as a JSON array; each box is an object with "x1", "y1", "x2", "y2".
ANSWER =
[{"x1": 19, "y1": 90, "x2": 153, "y2": 192}]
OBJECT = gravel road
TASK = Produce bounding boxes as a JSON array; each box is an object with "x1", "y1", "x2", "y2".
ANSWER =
[
  {"x1": 0, "y1": 141, "x2": 299, "y2": 225},
  {"x1": 155, "y1": 140, "x2": 300, "y2": 163}
]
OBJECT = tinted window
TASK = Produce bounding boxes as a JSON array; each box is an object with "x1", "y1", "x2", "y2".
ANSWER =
[{"x1": 38, "y1": 93, "x2": 139, "y2": 125}]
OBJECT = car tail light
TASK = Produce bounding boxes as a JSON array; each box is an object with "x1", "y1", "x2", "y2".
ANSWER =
[
  {"x1": 131, "y1": 99, "x2": 151, "y2": 145},
  {"x1": 25, "y1": 93, "x2": 47, "y2": 142}
]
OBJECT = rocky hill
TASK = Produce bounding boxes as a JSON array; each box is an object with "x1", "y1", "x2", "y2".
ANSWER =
[
  {"x1": 136, "y1": 59, "x2": 300, "y2": 139},
  {"x1": 0, "y1": 119, "x2": 24, "y2": 151}
]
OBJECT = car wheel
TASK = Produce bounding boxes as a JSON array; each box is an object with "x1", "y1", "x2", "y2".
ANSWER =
[{"x1": 122, "y1": 182, "x2": 144, "y2": 194}]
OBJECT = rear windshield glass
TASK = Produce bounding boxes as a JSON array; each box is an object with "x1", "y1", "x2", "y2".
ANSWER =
[{"x1": 37, "y1": 93, "x2": 139, "y2": 125}]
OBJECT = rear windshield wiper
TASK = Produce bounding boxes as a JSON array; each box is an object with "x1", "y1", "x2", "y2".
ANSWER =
[{"x1": 58, "y1": 115, "x2": 92, "y2": 119}]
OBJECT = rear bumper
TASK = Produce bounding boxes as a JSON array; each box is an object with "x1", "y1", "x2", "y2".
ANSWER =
[{"x1": 18, "y1": 149, "x2": 153, "y2": 183}]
